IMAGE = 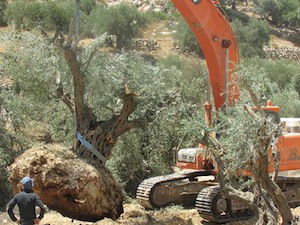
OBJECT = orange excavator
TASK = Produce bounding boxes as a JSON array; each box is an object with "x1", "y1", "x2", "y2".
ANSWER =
[{"x1": 136, "y1": 0, "x2": 300, "y2": 223}]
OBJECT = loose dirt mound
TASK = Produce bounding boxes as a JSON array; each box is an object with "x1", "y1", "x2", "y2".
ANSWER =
[
  {"x1": 2, "y1": 202, "x2": 300, "y2": 224},
  {"x1": 8, "y1": 144, "x2": 123, "y2": 221}
]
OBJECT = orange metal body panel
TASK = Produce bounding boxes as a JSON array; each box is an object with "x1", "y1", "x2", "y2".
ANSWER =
[
  {"x1": 270, "y1": 134, "x2": 300, "y2": 172},
  {"x1": 178, "y1": 132, "x2": 300, "y2": 172},
  {"x1": 171, "y1": 0, "x2": 240, "y2": 110}
]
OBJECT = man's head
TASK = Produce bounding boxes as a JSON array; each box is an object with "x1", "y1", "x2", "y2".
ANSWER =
[{"x1": 21, "y1": 176, "x2": 34, "y2": 191}]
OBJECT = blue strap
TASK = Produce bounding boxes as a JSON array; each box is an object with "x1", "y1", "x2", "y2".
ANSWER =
[
  {"x1": 76, "y1": 130, "x2": 107, "y2": 164},
  {"x1": 74, "y1": 111, "x2": 106, "y2": 164}
]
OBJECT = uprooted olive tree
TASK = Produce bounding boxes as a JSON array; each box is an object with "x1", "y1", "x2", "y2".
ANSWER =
[
  {"x1": 1, "y1": 1, "x2": 166, "y2": 220},
  {"x1": 202, "y1": 105, "x2": 296, "y2": 225},
  {"x1": 209, "y1": 74, "x2": 299, "y2": 224},
  {"x1": 4, "y1": 0, "x2": 203, "y2": 219},
  {"x1": 182, "y1": 64, "x2": 299, "y2": 225}
]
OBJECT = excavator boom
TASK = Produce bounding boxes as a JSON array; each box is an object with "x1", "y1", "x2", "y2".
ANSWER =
[{"x1": 171, "y1": 0, "x2": 240, "y2": 110}]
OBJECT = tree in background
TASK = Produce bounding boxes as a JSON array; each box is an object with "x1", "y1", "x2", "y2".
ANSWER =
[
  {"x1": 255, "y1": 0, "x2": 300, "y2": 27},
  {"x1": 241, "y1": 58, "x2": 300, "y2": 118},
  {"x1": 0, "y1": 0, "x2": 7, "y2": 26},
  {"x1": 220, "y1": 0, "x2": 249, "y2": 10},
  {"x1": 0, "y1": 117, "x2": 20, "y2": 210},
  {"x1": 174, "y1": 15, "x2": 203, "y2": 56},
  {"x1": 4, "y1": 1, "x2": 146, "y2": 49},
  {"x1": 83, "y1": 4, "x2": 146, "y2": 49},
  {"x1": 231, "y1": 19, "x2": 270, "y2": 58}
]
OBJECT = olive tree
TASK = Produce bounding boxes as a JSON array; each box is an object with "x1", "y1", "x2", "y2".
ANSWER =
[
  {"x1": 182, "y1": 63, "x2": 298, "y2": 224},
  {"x1": 255, "y1": 0, "x2": 300, "y2": 27}
]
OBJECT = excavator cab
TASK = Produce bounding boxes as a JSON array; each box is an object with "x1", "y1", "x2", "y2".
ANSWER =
[
  {"x1": 177, "y1": 147, "x2": 214, "y2": 170},
  {"x1": 281, "y1": 118, "x2": 300, "y2": 133}
]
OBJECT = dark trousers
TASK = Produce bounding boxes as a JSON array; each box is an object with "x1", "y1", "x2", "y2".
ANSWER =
[{"x1": 20, "y1": 218, "x2": 34, "y2": 225}]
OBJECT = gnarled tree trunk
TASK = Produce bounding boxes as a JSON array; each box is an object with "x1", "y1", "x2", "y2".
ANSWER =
[
  {"x1": 52, "y1": 39, "x2": 148, "y2": 220},
  {"x1": 63, "y1": 47, "x2": 146, "y2": 162}
]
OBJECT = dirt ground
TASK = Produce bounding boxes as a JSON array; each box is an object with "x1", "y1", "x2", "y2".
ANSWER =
[{"x1": 1, "y1": 203, "x2": 300, "y2": 225}]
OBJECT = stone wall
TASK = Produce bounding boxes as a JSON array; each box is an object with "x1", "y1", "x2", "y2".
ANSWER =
[
  {"x1": 132, "y1": 38, "x2": 160, "y2": 51},
  {"x1": 264, "y1": 47, "x2": 300, "y2": 60}
]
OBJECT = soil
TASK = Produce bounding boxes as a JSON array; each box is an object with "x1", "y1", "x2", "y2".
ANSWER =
[
  {"x1": 270, "y1": 35, "x2": 296, "y2": 48},
  {"x1": 141, "y1": 21, "x2": 177, "y2": 58},
  {"x1": 1, "y1": 203, "x2": 300, "y2": 225}
]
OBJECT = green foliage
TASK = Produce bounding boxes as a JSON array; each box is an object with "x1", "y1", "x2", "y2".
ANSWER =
[
  {"x1": 44, "y1": 101, "x2": 74, "y2": 145},
  {"x1": 106, "y1": 55, "x2": 207, "y2": 193},
  {"x1": 255, "y1": 0, "x2": 300, "y2": 27},
  {"x1": 238, "y1": 59, "x2": 300, "y2": 118},
  {"x1": 2, "y1": 32, "x2": 73, "y2": 143},
  {"x1": 143, "y1": 10, "x2": 170, "y2": 22},
  {"x1": 293, "y1": 73, "x2": 300, "y2": 97},
  {"x1": 0, "y1": 0, "x2": 7, "y2": 26},
  {"x1": 174, "y1": 16, "x2": 203, "y2": 56},
  {"x1": 226, "y1": 8, "x2": 250, "y2": 23},
  {"x1": 107, "y1": 131, "x2": 150, "y2": 197},
  {"x1": 231, "y1": 19, "x2": 270, "y2": 58},
  {"x1": 0, "y1": 114, "x2": 25, "y2": 209},
  {"x1": 273, "y1": 89, "x2": 300, "y2": 117},
  {"x1": 242, "y1": 58, "x2": 300, "y2": 90},
  {"x1": 0, "y1": 143, "x2": 14, "y2": 209},
  {"x1": 4, "y1": 1, "x2": 73, "y2": 32},
  {"x1": 2, "y1": 32, "x2": 208, "y2": 195},
  {"x1": 80, "y1": 0, "x2": 97, "y2": 15},
  {"x1": 4, "y1": 34, "x2": 62, "y2": 102},
  {"x1": 85, "y1": 4, "x2": 147, "y2": 49}
]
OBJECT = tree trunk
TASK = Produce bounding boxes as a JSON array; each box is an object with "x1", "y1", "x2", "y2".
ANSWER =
[
  {"x1": 60, "y1": 45, "x2": 147, "y2": 220},
  {"x1": 63, "y1": 47, "x2": 145, "y2": 162},
  {"x1": 231, "y1": 0, "x2": 237, "y2": 10},
  {"x1": 259, "y1": 154, "x2": 294, "y2": 224}
]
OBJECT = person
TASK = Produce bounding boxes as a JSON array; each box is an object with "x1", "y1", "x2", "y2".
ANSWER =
[{"x1": 7, "y1": 176, "x2": 45, "y2": 225}]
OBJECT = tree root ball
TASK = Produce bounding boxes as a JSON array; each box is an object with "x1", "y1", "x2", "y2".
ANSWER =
[{"x1": 8, "y1": 144, "x2": 124, "y2": 222}]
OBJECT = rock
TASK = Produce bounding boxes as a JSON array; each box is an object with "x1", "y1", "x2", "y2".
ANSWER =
[
  {"x1": 153, "y1": 7, "x2": 163, "y2": 12},
  {"x1": 141, "y1": 5, "x2": 151, "y2": 12},
  {"x1": 105, "y1": 0, "x2": 170, "y2": 12},
  {"x1": 8, "y1": 144, "x2": 123, "y2": 222},
  {"x1": 132, "y1": 38, "x2": 161, "y2": 51},
  {"x1": 264, "y1": 46, "x2": 300, "y2": 60}
]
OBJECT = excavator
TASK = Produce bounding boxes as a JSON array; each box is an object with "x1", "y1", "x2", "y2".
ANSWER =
[{"x1": 136, "y1": 0, "x2": 300, "y2": 223}]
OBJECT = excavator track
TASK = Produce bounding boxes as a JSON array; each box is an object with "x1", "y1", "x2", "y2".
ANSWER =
[
  {"x1": 138, "y1": 173, "x2": 300, "y2": 223},
  {"x1": 196, "y1": 176, "x2": 300, "y2": 223},
  {"x1": 136, "y1": 170, "x2": 214, "y2": 209},
  {"x1": 196, "y1": 186, "x2": 253, "y2": 223}
]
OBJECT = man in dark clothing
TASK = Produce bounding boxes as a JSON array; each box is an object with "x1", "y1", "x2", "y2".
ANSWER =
[{"x1": 7, "y1": 177, "x2": 45, "y2": 225}]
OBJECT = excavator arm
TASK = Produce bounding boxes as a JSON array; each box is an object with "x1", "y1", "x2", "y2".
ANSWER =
[{"x1": 171, "y1": 0, "x2": 240, "y2": 110}]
